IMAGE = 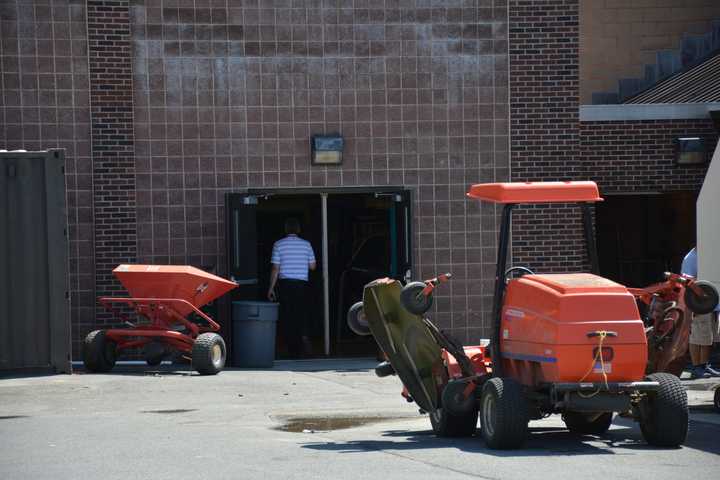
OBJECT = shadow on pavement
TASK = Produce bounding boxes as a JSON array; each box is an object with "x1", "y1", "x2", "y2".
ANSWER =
[{"x1": 303, "y1": 415, "x2": 720, "y2": 457}]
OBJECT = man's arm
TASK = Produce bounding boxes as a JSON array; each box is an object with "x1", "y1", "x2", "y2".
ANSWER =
[
  {"x1": 268, "y1": 241, "x2": 281, "y2": 301},
  {"x1": 268, "y1": 264, "x2": 280, "y2": 301},
  {"x1": 308, "y1": 243, "x2": 317, "y2": 271}
]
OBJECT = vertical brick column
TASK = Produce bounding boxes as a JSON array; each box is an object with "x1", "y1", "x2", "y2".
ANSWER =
[
  {"x1": 509, "y1": 0, "x2": 586, "y2": 272},
  {"x1": 87, "y1": 0, "x2": 137, "y2": 311}
]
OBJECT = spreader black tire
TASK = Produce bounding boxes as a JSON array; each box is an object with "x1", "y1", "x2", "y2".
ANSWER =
[
  {"x1": 191, "y1": 333, "x2": 226, "y2": 375},
  {"x1": 713, "y1": 387, "x2": 719, "y2": 412},
  {"x1": 83, "y1": 330, "x2": 117, "y2": 373},
  {"x1": 480, "y1": 377, "x2": 528, "y2": 449},
  {"x1": 684, "y1": 281, "x2": 719, "y2": 315},
  {"x1": 563, "y1": 411, "x2": 613, "y2": 435},
  {"x1": 639, "y1": 373, "x2": 688, "y2": 447},
  {"x1": 430, "y1": 406, "x2": 478, "y2": 437},
  {"x1": 144, "y1": 342, "x2": 166, "y2": 366},
  {"x1": 145, "y1": 355, "x2": 163, "y2": 367},
  {"x1": 400, "y1": 282, "x2": 433, "y2": 315},
  {"x1": 347, "y1": 301, "x2": 371, "y2": 336}
]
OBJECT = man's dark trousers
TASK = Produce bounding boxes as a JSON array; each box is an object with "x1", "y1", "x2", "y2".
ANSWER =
[{"x1": 278, "y1": 279, "x2": 309, "y2": 357}]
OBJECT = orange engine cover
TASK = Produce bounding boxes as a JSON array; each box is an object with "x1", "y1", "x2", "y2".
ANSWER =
[{"x1": 500, "y1": 273, "x2": 647, "y2": 385}]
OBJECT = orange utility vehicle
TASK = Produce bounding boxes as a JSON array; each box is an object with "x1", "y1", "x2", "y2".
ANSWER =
[
  {"x1": 83, "y1": 265, "x2": 237, "y2": 375},
  {"x1": 461, "y1": 181, "x2": 689, "y2": 447},
  {"x1": 353, "y1": 181, "x2": 695, "y2": 449}
]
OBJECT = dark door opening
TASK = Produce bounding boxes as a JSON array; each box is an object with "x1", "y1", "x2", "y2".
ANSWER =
[
  {"x1": 596, "y1": 191, "x2": 697, "y2": 287},
  {"x1": 256, "y1": 195, "x2": 323, "y2": 359},
  {"x1": 225, "y1": 189, "x2": 411, "y2": 360},
  {"x1": 328, "y1": 192, "x2": 411, "y2": 356}
]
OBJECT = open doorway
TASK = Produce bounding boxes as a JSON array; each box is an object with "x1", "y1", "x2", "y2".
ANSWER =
[
  {"x1": 596, "y1": 191, "x2": 697, "y2": 287},
  {"x1": 328, "y1": 193, "x2": 410, "y2": 356},
  {"x1": 225, "y1": 189, "x2": 411, "y2": 361}
]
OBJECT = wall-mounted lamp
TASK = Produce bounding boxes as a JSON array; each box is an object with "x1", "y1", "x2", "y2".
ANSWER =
[
  {"x1": 675, "y1": 137, "x2": 706, "y2": 165},
  {"x1": 311, "y1": 134, "x2": 344, "y2": 166}
]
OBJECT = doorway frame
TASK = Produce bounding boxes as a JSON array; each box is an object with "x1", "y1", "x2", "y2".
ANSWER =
[{"x1": 241, "y1": 186, "x2": 413, "y2": 356}]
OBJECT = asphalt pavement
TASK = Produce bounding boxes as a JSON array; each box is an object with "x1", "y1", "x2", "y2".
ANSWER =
[{"x1": 1, "y1": 358, "x2": 718, "y2": 480}]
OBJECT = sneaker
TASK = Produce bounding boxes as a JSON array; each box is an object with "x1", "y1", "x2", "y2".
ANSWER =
[
  {"x1": 705, "y1": 364, "x2": 720, "y2": 377},
  {"x1": 689, "y1": 365, "x2": 712, "y2": 379}
]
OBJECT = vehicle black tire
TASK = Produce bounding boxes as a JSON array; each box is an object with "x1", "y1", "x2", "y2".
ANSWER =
[
  {"x1": 563, "y1": 411, "x2": 613, "y2": 435},
  {"x1": 714, "y1": 387, "x2": 720, "y2": 412},
  {"x1": 442, "y1": 380, "x2": 477, "y2": 417},
  {"x1": 374, "y1": 361, "x2": 395, "y2": 377},
  {"x1": 347, "y1": 301, "x2": 371, "y2": 336},
  {"x1": 82, "y1": 330, "x2": 117, "y2": 373},
  {"x1": 684, "y1": 281, "x2": 719, "y2": 315},
  {"x1": 430, "y1": 406, "x2": 478, "y2": 437},
  {"x1": 639, "y1": 372, "x2": 688, "y2": 447},
  {"x1": 191, "y1": 333, "x2": 226, "y2": 375},
  {"x1": 480, "y1": 377, "x2": 528, "y2": 449},
  {"x1": 400, "y1": 282, "x2": 433, "y2": 315}
]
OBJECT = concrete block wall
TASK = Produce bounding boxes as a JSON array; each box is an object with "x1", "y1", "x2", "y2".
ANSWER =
[{"x1": 0, "y1": 0, "x2": 96, "y2": 354}]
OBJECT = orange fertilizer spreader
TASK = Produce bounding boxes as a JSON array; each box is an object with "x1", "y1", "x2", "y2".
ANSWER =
[{"x1": 83, "y1": 265, "x2": 237, "y2": 375}]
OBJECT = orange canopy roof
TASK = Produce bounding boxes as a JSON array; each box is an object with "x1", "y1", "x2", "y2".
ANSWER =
[{"x1": 467, "y1": 181, "x2": 603, "y2": 204}]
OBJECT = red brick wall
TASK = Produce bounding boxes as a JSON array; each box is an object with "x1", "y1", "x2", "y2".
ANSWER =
[
  {"x1": 508, "y1": 1, "x2": 719, "y2": 277},
  {"x1": 580, "y1": 120, "x2": 717, "y2": 193},
  {"x1": 87, "y1": 0, "x2": 137, "y2": 329},
  {"x1": 509, "y1": 0, "x2": 587, "y2": 273}
]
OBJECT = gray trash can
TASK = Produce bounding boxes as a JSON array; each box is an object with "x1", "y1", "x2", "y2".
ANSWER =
[{"x1": 232, "y1": 301, "x2": 279, "y2": 368}]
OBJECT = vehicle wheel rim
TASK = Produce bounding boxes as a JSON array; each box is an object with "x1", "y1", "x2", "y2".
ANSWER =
[
  {"x1": 482, "y1": 394, "x2": 495, "y2": 438},
  {"x1": 211, "y1": 344, "x2": 223, "y2": 365}
]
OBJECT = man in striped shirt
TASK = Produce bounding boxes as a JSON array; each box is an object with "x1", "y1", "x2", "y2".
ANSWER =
[{"x1": 267, "y1": 218, "x2": 317, "y2": 357}]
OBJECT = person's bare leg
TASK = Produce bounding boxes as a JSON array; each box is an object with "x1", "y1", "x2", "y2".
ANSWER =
[
  {"x1": 699, "y1": 345, "x2": 711, "y2": 364},
  {"x1": 690, "y1": 343, "x2": 703, "y2": 365}
]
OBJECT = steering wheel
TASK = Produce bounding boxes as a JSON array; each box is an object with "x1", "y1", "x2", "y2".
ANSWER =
[{"x1": 504, "y1": 266, "x2": 535, "y2": 284}]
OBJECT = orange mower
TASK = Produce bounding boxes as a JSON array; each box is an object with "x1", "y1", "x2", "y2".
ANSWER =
[
  {"x1": 83, "y1": 265, "x2": 237, "y2": 375},
  {"x1": 348, "y1": 181, "x2": 718, "y2": 449},
  {"x1": 630, "y1": 272, "x2": 718, "y2": 376}
]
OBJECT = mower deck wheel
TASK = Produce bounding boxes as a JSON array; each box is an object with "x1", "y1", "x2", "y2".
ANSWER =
[
  {"x1": 430, "y1": 406, "x2": 478, "y2": 438},
  {"x1": 563, "y1": 411, "x2": 613, "y2": 435},
  {"x1": 639, "y1": 373, "x2": 688, "y2": 446},
  {"x1": 684, "y1": 281, "x2": 719, "y2": 315},
  {"x1": 400, "y1": 282, "x2": 433, "y2": 315},
  {"x1": 347, "y1": 301, "x2": 371, "y2": 336},
  {"x1": 192, "y1": 333, "x2": 226, "y2": 375},
  {"x1": 480, "y1": 377, "x2": 528, "y2": 449},
  {"x1": 374, "y1": 361, "x2": 395, "y2": 378},
  {"x1": 82, "y1": 330, "x2": 117, "y2": 373}
]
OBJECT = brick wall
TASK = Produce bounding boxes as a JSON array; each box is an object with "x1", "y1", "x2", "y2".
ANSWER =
[
  {"x1": 129, "y1": 1, "x2": 511, "y2": 342},
  {"x1": 509, "y1": 0, "x2": 587, "y2": 273},
  {"x1": 87, "y1": 0, "x2": 137, "y2": 331},
  {"x1": 508, "y1": 0, "x2": 718, "y2": 275},
  {"x1": 0, "y1": 0, "x2": 95, "y2": 355},
  {"x1": 580, "y1": 119, "x2": 717, "y2": 192}
]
